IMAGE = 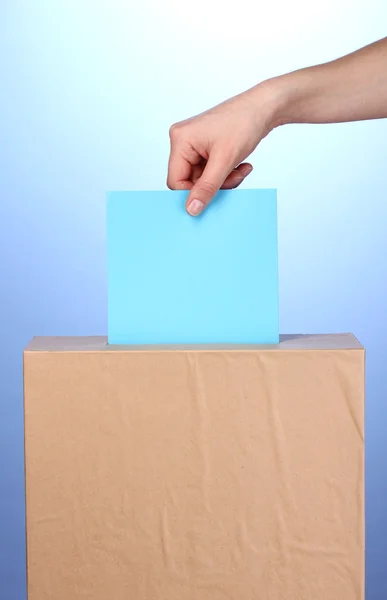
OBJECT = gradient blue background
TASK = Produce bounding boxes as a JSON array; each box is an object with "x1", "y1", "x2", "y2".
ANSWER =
[{"x1": 1, "y1": 2, "x2": 386, "y2": 598}]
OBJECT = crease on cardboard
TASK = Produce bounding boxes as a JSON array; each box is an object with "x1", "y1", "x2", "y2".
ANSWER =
[
  {"x1": 186, "y1": 353, "x2": 211, "y2": 513},
  {"x1": 285, "y1": 539, "x2": 349, "y2": 557},
  {"x1": 334, "y1": 356, "x2": 364, "y2": 443},
  {"x1": 235, "y1": 518, "x2": 258, "y2": 557},
  {"x1": 160, "y1": 506, "x2": 175, "y2": 574},
  {"x1": 255, "y1": 353, "x2": 295, "y2": 577},
  {"x1": 331, "y1": 559, "x2": 361, "y2": 598}
]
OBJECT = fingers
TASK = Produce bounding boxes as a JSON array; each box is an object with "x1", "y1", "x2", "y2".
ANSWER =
[
  {"x1": 167, "y1": 148, "x2": 192, "y2": 190},
  {"x1": 186, "y1": 154, "x2": 252, "y2": 217},
  {"x1": 167, "y1": 125, "x2": 253, "y2": 217},
  {"x1": 190, "y1": 162, "x2": 252, "y2": 189},
  {"x1": 221, "y1": 163, "x2": 253, "y2": 190},
  {"x1": 185, "y1": 151, "x2": 233, "y2": 216},
  {"x1": 167, "y1": 124, "x2": 200, "y2": 190}
]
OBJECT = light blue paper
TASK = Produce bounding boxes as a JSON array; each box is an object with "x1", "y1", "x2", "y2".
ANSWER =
[{"x1": 107, "y1": 189, "x2": 279, "y2": 345}]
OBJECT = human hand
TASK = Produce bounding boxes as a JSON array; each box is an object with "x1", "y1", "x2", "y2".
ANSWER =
[{"x1": 167, "y1": 83, "x2": 279, "y2": 216}]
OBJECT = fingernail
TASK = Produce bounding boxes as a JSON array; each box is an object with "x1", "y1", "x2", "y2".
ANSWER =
[{"x1": 187, "y1": 199, "x2": 205, "y2": 217}]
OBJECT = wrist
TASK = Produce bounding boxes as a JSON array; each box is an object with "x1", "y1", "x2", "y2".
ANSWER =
[
  {"x1": 262, "y1": 67, "x2": 340, "y2": 127},
  {"x1": 250, "y1": 70, "x2": 316, "y2": 131},
  {"x1": 263, "y1": 73, "x2": 304, "y2": 128},
  {"x1": 244, "y1": 75, "x2": 297, "y2": 134}
]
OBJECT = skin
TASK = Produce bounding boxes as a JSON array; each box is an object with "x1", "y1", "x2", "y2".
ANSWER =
[{"x1": 167, "y1": 37, "x2": 387, "y2": 216}]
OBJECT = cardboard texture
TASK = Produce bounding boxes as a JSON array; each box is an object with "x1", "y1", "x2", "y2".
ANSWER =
[
  {"x1": 24, "y1": 334, "x2": 364, "y2": 600},
  {"x1": 107, "y1": 189, "x2": 279, "y2": 345}
]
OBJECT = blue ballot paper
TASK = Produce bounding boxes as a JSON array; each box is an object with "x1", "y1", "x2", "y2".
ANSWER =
[{"x1": 107, "y1": 189, "x2": 279, "y2": 344}]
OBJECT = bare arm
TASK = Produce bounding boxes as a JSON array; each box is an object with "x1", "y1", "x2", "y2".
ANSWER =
[
  {"x1": 271, "y1": 37, "x2": 387, "y2": 126},
  {"x1": 168, "y1": 38, "x2": 387, "y2": 216}
]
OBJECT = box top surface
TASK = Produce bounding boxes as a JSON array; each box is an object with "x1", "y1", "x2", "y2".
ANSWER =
[{"x1": 24, "y1": 334, "x2": 363, "y2": 352}]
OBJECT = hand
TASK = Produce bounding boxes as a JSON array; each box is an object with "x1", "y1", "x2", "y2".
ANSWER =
[
  {"x1": 167, "y1": 83, "x2": 279, "y2": 216},
  {"x1": 167, "y1": 37, "x2": 387, "y2": 217}
]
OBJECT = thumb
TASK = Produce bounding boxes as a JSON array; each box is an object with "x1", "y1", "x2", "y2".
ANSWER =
[{"x1": 186, "y1": 151, "x2": 234, "y2": 217}]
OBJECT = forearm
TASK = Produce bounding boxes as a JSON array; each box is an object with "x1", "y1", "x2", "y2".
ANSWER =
[{"x1": 265, "y1": 37, "x2": 387, "y2": 127}]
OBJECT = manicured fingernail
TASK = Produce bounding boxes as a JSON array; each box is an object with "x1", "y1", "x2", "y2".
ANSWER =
[{"x1": 187, "y1": 199, "x2": 205, "y2": 216}]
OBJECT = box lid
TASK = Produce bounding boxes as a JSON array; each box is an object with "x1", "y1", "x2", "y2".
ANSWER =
[{"x1": 24, "y1": 333, "x2": 363, "y2": 353}]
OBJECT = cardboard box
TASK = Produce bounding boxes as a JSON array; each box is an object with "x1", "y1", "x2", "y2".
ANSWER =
[{"x1": 24, "y1": 334, "x2": 364, "y2": 599}]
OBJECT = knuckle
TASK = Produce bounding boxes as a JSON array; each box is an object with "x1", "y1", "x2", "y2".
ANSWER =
[
  {"x1": 169, "y1": 122, "x2": 183, "y2": 140},
  {"x1": 198, "y1": 179, "x2": 218, "y2": 198},
  {"x1": 166, "y1": 172, "x2": 178, "y2": 189}
]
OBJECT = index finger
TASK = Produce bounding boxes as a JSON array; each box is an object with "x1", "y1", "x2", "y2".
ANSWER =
[{"x1": 167, "y1": 146, "x2": 193, "y2": 190}]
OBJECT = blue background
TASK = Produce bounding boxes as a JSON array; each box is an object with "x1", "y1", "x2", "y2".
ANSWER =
[{"x1": 1, "y1": 1, "x2": 386, "y2": 598}]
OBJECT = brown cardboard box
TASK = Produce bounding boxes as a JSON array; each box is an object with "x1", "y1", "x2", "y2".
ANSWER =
[{"x1": 24, "y1": 334, "x2": 365, "y2": 600}]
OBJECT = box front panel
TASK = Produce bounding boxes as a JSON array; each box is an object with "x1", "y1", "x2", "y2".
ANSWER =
[{"x1": 24, "y1": 348, "x2": 364, "y2": 599}]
